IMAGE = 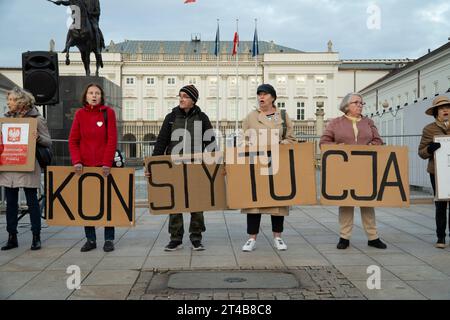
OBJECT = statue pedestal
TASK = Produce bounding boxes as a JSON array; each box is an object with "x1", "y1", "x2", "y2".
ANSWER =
[{"x1": 47, "y1": 76, "x2": 122, "y2": 165}]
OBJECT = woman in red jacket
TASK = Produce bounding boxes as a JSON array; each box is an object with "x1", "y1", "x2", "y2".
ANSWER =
[{"x1": 69, "y1": 83, "x2": 118, "y2": 252}]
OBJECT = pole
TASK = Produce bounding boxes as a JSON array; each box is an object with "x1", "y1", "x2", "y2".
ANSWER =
[
  {"x1": 216, "y1": 19, "x2": 220, "y2": 134},
  {"x1": 235, "y1": 18, "x2": 239, "y2": 132}
]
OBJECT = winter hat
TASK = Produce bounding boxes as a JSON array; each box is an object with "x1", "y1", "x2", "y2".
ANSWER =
[
  {"x1": 257, "y1": 83, "x2": 277, "y2": 101},
  {"x1": 179, "y1": 84, "x2": 199, "y2": 103}
]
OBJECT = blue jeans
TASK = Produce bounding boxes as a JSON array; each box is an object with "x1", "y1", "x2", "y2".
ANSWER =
[
  {"x1": 5, "y1": 187, "x2": 41, "y2": 235},
  {"x1": 84, "y1": 226, "x2": 115, "y2": 241}
]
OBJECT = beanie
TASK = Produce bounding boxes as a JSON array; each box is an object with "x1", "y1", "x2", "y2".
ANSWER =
[{"x1": 179, "y1": 84, "x2": 199, "y2": 103}]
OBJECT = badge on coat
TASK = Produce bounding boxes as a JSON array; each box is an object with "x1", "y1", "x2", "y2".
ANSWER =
[{"x1": 97, "y1": 121, "x2": 103, "y2": 127}]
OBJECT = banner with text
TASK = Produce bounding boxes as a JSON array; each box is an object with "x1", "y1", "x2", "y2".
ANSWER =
[
  {"x1": 226, "y1": 143, "x2": 317, "y2": 209},
  {"x1": 46, "y1": 166, "x2": 135, "y2": 226},
  {"x1": 0, "y1": 118, "x2": 37, "y2": 171},
  {"x1": 320, "y1": 145, "x2": 410, "y2": 207},
  {"x1": 434, "y1": 135, "x2": 450, "y2": 200},
  {"x1": 145, "y1": 152, "x2": 227, "y2": 215}
]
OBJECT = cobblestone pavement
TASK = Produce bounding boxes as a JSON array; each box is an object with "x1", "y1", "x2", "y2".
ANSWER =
[{"x1": 129, "y1": 266, "x2": 366, "y2": 300}]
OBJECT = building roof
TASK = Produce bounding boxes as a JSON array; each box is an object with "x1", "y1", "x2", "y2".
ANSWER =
[
  {"x1": 339, "y1": 59, "x2": 411, "y2": 71},
  {"x1": 0, "y1": 74, "x2": 17, "y2": 91},
  {"x1": 105, "y1": 40, "x2": 303, "y2": 55},
  {"x1": 360, "y1": 41, "x2": 450, "y2": 93}
]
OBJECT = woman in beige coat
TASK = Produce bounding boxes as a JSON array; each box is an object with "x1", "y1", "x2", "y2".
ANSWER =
[
  {"x1": 241, "y1": 84, "x2": 297, "y2": 252},
  {"x1": 0, "y1": 87, "x2": 52, "y2": 251}
]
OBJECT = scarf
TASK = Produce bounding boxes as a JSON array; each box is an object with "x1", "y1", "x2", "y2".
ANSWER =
[{"x1": 344, "y1": 114, "x2": 362, "y2": 142}]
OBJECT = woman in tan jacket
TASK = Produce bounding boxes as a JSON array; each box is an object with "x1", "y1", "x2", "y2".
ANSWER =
[
  {"x1": 418, "y1": 95, "x2": 450, "y2": 248},
  {"x1": 0, "y1": 87, "x2": 52, "y2": 251},
  {"x1": 320, "y1": 92, "x2": 387, "y2": 250},
  {"x1": 241, "y1": 84, "x2": 297, "y2": 252}
]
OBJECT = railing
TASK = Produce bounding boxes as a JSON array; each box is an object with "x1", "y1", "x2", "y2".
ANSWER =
[{"x1": 0, "y1": 134, "x2": 433, "y2": 211}]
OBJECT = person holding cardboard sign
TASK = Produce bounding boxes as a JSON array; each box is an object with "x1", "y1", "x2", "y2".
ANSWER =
[
  {"x1": 241, "y1": 84, "x2": 297, "y2": 252},
  {"x1": 418, "y1": 95, "x2": 450, "y2": 249},
  {"x1": 320, "y1": 92, "x2": 387, "y2": 250},
  {"x1": 151, "y1": 84, "x2": 216, "y2": 252},
  {"x1": 69, "y1": 83, "x2": 118, "y2": 252},
  {"x1": 0, "y1": 87, "x2": 52, "y2": 251}
]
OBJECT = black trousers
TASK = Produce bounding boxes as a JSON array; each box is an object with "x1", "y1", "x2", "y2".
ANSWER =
[
  {"x1": 247, "y1": 214, "x2": 284, "y2": 235},
  {"x1": 430, "y1": 174, "x2": 450, "y2": 240}
]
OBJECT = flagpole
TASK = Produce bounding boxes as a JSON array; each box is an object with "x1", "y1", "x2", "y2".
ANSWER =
[
  {"x1": 215, "y1": 19, "x2": 220, "y2": 133},
  {"x1": 254, "y1": 18, "x2": 258, "y2": 110},
  {"x1": 235, "y1": 18, "x2": 239, "y2": 132}
]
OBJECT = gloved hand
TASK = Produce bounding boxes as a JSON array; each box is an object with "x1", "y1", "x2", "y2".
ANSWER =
[{"x1": 427, "y1": 142, "x2": 441, "y2": 154}]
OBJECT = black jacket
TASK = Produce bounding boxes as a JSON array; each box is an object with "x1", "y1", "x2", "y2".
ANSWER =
[{"x1": 152, "y1": 105, "x2": 216, "y2": 156}]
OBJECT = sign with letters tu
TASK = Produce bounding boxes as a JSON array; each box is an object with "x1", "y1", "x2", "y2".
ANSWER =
[
  {"x1": 320, "y1": 145, "x2": 410, "y2": 207},
  {"x1": 225, "y1": 143, "x2": 317, "y2": 209},
  {"x1": 46, "y1": 166, "x2": 135, "y2": 227}
]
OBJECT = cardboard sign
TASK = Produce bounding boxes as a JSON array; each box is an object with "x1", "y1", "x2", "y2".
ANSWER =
[
  {"x1": 145, "y1": 152, "x2": 227, "y2": 215},
  {"x1": 46, "y1": 166, "x2": 135, "y2": 227},
  {"x1": 320, "y1": 145, "x2": 410, "y2": 207},
  {"x1": 225, "y1": 143, "x2": 317, "y2": 209},
  {"x1": 434, "y1": 135, "x2": 450, "y2": 200},
  {"x1": 0, "y1": 118, "x2": 37, "y2": 171}
]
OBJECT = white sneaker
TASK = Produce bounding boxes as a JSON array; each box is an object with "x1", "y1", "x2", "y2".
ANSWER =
[
  {"x1": 242, "y1": 238, "x2": 256, "y2": 252},
  {"x1": 274, "y1": 237, "x2": 287, "y2": 251}
]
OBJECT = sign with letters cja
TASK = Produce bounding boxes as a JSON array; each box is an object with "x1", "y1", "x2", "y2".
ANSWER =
[
  {"x1": 320, "y1": 145, "x2": 410, "y2": 207},
  {"x1": 46, "y1": 166, "x2": 135, "y2": 227},
  {"x1": 145, "y1": 152, "x2": 227, "y2": 215},
  {"x1": 226, "y1": 143, "x2": 317, "y2": 209}
]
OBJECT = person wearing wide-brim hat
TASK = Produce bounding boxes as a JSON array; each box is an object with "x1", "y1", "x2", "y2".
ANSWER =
[{"x1": 418, "y1": 95, "x2": 450, "y2": 248}]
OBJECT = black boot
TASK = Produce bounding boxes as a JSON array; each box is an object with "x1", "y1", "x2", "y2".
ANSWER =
[
  {"x1": 337, "y1": 237, "x2": 350, "y2": 249},
  {"x1": 368, "y1": 238, "x2": 387, "y2": 249},
  {"x1": 31, "y1": 234, "x2": 41, "y2": 251},
  {"x1": 1, "y1": 233, "x2": 18, "y2": 251}
]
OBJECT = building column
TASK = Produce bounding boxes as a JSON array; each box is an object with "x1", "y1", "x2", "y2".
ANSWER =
[
  {"x1": 157, "y1": 76, "x2": 164, "y2": 119},
  {"x1": 136, "y1": 75, "x2": 143, "y2": 121},
  {"x1": 315, "y1": 105, "x2": 325, "y2": 158}
]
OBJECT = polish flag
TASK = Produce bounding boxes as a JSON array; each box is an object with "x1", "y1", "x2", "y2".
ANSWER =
[{"x1": 232, "y1": 32, "x2": 239, "y2": 56}]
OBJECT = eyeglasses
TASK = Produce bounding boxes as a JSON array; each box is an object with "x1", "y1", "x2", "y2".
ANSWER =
[{"x1": 350, "y1": 101, "x2": 365, "y2": 106}]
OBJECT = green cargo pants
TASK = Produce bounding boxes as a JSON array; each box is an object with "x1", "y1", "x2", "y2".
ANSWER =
[{"x1": 169, "y1": 212, "x2": 205, "y2": 242}]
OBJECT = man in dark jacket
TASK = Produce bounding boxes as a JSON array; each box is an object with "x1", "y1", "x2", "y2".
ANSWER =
[{"x1": 152, "y1": 84, "x2": 216, "y2": 251}]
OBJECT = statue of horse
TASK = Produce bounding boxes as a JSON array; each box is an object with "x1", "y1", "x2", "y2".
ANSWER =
[{"x1": 49, "y1": 0, "x2": 104, "y2": 76}]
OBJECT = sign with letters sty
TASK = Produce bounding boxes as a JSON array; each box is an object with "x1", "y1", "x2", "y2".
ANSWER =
[{"x1": 145, "y1": 152, "x2": 227, "y2": 215}]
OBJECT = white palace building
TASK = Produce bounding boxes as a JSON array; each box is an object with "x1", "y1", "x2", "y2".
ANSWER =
[{"x1": 1, "y1": 36, "x2": 409, "y2": 142}]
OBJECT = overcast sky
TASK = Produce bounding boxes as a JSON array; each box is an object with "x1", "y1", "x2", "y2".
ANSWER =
[{"x1": 1, "y1": 0, "x2": 449, "y2": 67}]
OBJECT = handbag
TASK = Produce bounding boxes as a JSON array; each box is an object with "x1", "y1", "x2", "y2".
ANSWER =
[
  {"x1": 36, "y1": 145, "x2": 52, "y2": 169},
  {"x1": 102, "y1": 109, "x2": 125, "y2": 168}
]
